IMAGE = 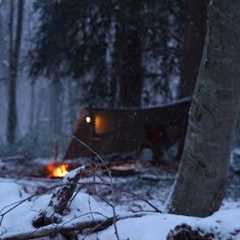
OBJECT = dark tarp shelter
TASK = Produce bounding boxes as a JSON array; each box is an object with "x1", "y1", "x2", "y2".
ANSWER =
[{"x1": 64, "y1": 97, "x2": 191, "y2": 160}]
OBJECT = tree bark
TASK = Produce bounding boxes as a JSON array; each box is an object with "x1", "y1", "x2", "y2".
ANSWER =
[
  {"x1": 66, "y1": 79, "x2": 76, "y2": 132},
  {"x1": 49, "y1": 75, "x2": 62, "y2": 156},
  {"x1": 176, "y1": 0, "x2": 209, "y2": 161},
  {"x1": 28, "y1": 80, "x2": 35, "y2": 131},
  {"x1": 117, "y1": 0, "x2": 144, "y2": 108},
  {"x1": 110, "y1": 21, "x2": 119, "y2": 108},
  {"x1": 168, "y1": 0, "x2": 240, "y2": 217},
  {"x1": 180, "y1": 0, "x2": 209, "y2": 98},
  {"x1": 6, "y1": 0, "x2": 24, "y2": 144}
]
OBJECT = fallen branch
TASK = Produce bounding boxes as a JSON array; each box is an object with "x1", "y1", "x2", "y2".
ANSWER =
[
  {"x1": 1, "y1": 213, "x2": 144, "y2": 240},
  {"x1": 32, "y1": 166, "x2": 85, "y2": 227},
  {"x1": 2, "y1": 218, "x2": 111, "y2": 240},
  {"x1": 0, "y1": 183, "x2": 63, "y2": 226}
]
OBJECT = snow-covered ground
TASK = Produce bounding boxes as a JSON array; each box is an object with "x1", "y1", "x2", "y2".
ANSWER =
[
  {"x1": 0, "y1": 151, "x2": 240, "y2": 239},
  {"x1": 0, "y1": 174, "x2": 240, "y2": 240}
]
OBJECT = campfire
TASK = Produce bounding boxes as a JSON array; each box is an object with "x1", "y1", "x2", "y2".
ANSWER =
[{"x1": 47, "y1": 162, "x2": 69, "y2": 178}]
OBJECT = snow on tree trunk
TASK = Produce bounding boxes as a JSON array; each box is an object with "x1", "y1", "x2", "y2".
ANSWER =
[{"x1": 168, "y1": 0, "x2": 240, "y2": 217}]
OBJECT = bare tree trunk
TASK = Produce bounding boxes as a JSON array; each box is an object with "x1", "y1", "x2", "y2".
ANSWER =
[
  {"x1": 0, "y1": 1, "x2": 6, "y2": 78},
  {"x1": 66, "y1": 79, "x2": 75, "y2": 132},
  {"x1": 110, "y1": 27, "x2": 119, "y2": 108},
  {"x1": 49, "y1": 76, "x2": 62, "y2": 157},
  {"x1": 35, "y1": 86, "x2": 44, "y2": 128},
  {"x1": 180, "y1": 0, "x2": 209, "y2": 98},
  {"x1": 6, "y1": 0, "x2": 24, "y2": 144},
  {"x1": 176, "y1": 0, "x2": 209, "y2": 161},
  {"x1": 168, "y1": 0, "x2": 240, "y2": 217},
  {"x1": 6, "y1": 0, "x2": 15, "y2": 144},
  {"x1": 28, "y1": 80, "x2": 35, "y2": 131},
  {"x1": 117, "y1": 0, "x2": 144, "y2": 108}
]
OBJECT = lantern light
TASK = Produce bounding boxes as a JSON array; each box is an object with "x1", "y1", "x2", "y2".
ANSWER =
[{"x1": 85, "y1": 116, "x2": 91, "y2": 123}]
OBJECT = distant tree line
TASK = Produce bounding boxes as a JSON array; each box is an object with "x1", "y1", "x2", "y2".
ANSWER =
[
  {"x1": 0, "y1": 0, "x2": 211, "y2": 156},
  {"x1": 29, "y1": 0, "x2": 184, "y2": 108}
]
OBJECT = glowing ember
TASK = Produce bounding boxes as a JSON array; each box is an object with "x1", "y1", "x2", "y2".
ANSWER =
[{"x1": 47, "y1": 162, "x2": 69, "y2": 178}]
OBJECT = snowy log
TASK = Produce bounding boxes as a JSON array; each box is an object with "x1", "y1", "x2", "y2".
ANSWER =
[
  {"x1": 1, "y1": 214, "x2": 144, "y2": 240},
  {"x1": 1, "y1": 217, "x2": 114, "y2": 240},
  {"x1": 167, "y1": 224, "x2": 215, "y2": 240},
  {"x1": 32, "y1": 166, "x2": 85, "y2": 228}
]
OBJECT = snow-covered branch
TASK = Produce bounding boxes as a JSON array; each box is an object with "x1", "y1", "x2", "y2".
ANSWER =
[
  {"x1": 32, "y1": 166, "x2": 85, "y2": 227},
  {"x1": 1, "y1": 213, "x2": 145, "y2": 240}
]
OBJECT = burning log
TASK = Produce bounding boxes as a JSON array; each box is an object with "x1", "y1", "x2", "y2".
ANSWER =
[
  {"x1": 47, "y1": 162, "x2": 69, "y2": 178},
  {"x1": 46, "y1": 160, "x2": 98, "y2": 179},
  {"x1": 33, "y1": 166, "x2": 85, "y2": 228}
]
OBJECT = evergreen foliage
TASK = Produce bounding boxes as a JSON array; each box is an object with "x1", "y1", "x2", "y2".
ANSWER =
[{"x1": 29, "y1": 0, "x2": 184, "y2": 106}]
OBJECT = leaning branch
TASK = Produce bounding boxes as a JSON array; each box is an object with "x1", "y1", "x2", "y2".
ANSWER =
[{"x1": 32, "y1": 166, "x2": 85, "y2": 227}]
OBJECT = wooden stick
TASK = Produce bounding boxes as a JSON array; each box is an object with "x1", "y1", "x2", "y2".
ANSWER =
[{"x1": 32, "y1": 166, "x2": 85, "y2": 227}]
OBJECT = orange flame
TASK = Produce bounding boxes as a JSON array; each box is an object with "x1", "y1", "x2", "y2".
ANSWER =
[{"x1": 47, "y1": 162, "x2": 69, "y2": 178}]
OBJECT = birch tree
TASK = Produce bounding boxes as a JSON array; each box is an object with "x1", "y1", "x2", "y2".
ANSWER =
[{"x1": 168, "y1": 0, "x2": 240, "y2": 217}]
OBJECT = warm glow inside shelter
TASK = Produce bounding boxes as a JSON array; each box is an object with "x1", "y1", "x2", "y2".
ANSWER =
[{"x1": 64, "y1": 97, "x2": 191, "y2": 160}]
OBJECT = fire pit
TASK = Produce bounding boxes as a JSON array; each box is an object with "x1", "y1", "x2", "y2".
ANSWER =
[{"x1": 47, "y1": 162, "x2": 69, "y2": 178}]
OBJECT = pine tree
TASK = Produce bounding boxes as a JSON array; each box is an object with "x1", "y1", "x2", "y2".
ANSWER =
[{"x1": 29, "y1": 0, "x2": 184, "y2": 107}]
